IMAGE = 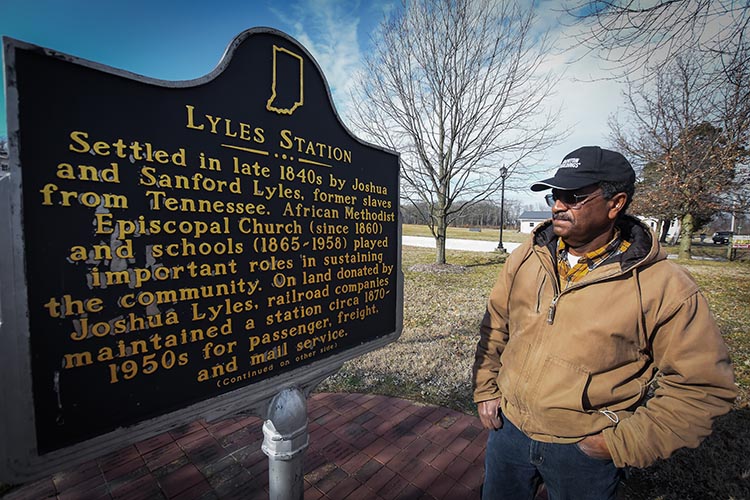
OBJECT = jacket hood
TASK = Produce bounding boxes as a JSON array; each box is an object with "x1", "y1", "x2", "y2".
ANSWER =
[{"x1": 531, "y1": 214, "x2": 666, "y2": 272}]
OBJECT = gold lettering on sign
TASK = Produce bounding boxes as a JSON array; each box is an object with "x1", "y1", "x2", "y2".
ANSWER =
[
  {"x1": 279, "y1": 129, "x2": 352, "y2": 164},
  {"x1": 185, "y1": 104, "x2": 265, "y2": 144},
  {"x1": 35, "y1": 93, "x2": 397, "y2": 409}
]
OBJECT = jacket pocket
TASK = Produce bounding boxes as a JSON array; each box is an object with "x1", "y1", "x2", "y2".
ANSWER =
[
  {"x1": 528, "y1": 355, "x2": 590, "y2": 437},
  {"x1": 497, "y1": 339, "x2": 532, "y2": 411}
]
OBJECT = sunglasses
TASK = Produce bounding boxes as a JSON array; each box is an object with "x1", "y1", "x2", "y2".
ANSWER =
[{"x1": 545, "y1": 190, "x2": 602, "y2": 209}]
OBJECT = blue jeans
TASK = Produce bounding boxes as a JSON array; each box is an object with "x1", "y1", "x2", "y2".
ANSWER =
[{"x1": 482, "y1": 415, "x2": 621, "y2": 500}]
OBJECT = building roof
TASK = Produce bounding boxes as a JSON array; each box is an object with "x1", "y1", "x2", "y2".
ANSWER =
[{"x1": 519, "y1": 210, "x2": 550, "y2": 220}]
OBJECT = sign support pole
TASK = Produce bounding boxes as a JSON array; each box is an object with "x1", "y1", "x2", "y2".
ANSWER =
[{"x1": 262, "y1": 387, "x2": 309, "y2": 500}]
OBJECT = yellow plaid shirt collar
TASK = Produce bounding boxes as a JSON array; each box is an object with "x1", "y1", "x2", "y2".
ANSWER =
[{"x1": 557, "y1": 228, "x2": 631, "y2": 286}]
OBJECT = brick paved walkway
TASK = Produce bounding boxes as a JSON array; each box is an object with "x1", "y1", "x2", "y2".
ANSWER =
[{"x1": 1, "y1": 393, "x2": 488, "y2": 499}]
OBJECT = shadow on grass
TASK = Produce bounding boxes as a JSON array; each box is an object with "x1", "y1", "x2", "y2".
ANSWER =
[
  {"x1": 464, "y1": 256, "x2": 507, "y2": 268},
  {"x1": 405, "y1": 256, "x2": 506, "y2": 274},
  {"x1": 621, "y1": 407, "x2": 750, "y2": 499}
]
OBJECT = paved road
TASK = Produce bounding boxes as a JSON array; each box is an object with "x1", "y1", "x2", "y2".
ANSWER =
[
  {"x1": 402, "y1": 235, "x2": 520, "y2": 253},
  {"x1": 402, "y1": 236, "x2": 718, "y2": 261}
]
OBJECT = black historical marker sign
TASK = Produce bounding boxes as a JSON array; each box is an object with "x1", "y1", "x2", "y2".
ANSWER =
[{"x1": 0, "y1": 28, "x2": 402, "y2": 480}]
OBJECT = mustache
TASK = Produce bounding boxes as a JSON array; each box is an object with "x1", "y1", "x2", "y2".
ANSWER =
[{"x1": 553, "y1": 213, "x2": 572, "y2": 221}]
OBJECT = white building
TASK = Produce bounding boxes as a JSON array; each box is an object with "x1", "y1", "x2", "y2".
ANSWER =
[
  {"x1": 638, "y1": 217, "x2": 681, "y2": 244},
  {"x1": 518, "y1": 210, "x2": 550, "y2": 234}
]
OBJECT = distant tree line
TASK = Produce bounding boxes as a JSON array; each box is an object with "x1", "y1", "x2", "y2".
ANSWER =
[{"x1": 401, "y1": 199, "x2": 525, "y2": 229}]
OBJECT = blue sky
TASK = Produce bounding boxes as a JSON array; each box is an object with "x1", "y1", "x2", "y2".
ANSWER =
[
  {"x1": 0, "y1": 0, "x2": 392, "y2": 134},
  {"x1": 0, "y1": 0, "x2": 629, "y2": 205}
]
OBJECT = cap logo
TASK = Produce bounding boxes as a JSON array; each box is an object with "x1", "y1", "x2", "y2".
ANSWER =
[{"x1": 560, "y1": 158, "x2": 580, "y2": 169}]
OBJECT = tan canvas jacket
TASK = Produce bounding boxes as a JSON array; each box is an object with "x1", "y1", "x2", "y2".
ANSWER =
[{"x1": 473, "y1": 216, "x2": 737, "y2": 468}]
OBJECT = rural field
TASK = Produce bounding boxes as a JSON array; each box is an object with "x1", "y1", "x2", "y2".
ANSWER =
[{"x1": 318, "y1": 224, "x2": 750, "y2": 500}]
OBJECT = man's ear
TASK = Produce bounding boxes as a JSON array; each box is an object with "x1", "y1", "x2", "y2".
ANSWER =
[{"x1": 608, "y1": 193, "x2": 627, "y2": 219}]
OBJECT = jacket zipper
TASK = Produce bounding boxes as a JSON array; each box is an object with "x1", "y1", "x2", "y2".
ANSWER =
[
  {"x1": 535, "y1": 241, "x2": 650, "y2": 325},
  {"x1": 544, "y1": 257, "x2": 562, "y2": 324},
  {"x1": 547, "y1": 295, "x2": 559, "y2": 324}
]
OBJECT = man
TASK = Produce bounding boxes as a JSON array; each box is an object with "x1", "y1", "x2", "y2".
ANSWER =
[{"x1": 473, "y1": 146, "x2": 737, "y2": 499}]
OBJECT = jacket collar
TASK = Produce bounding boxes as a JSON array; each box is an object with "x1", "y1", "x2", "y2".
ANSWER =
[{"x1": 532, "y1": 215, "x2": 664, "y2": 273}]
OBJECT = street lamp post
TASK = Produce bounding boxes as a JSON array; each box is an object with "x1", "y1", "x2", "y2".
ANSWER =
[{"x1": 497, "y1": 165, "x2": 508, "y2": 252}]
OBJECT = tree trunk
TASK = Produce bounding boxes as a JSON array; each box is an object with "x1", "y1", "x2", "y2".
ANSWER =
[
  {"x1": 678, "y1": 212, "x2": 694, "y2": 259},
  {"x1": 435, "y1": 215, "x2": 447, "y2": 264}
]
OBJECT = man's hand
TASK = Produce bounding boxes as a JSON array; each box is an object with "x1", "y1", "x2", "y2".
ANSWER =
[
  {"x1": 477, "y1": 398, "x2": 503, "y2": 430},
  {"x1": 577, "y1": 433, "x2": 612, "y2": 460}
]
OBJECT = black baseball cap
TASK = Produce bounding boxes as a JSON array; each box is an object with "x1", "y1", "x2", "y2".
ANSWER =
[{"x1": 531, "y1": 146, "x2": 635, "y2": 191}]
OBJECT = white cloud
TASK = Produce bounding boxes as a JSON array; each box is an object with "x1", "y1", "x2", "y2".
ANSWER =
[
  {"x1": 512, "y1": 0, "x2": 632, "y2": 205},
  {"x1": 531, "y1": 2, "x2": 633, "y2": 162},
  {"x1": 268, "y1": 1, "x2": 639, "y2": 207},
  {"x1": 271, "y1": 0, "x2": 368, "y2": 124}
]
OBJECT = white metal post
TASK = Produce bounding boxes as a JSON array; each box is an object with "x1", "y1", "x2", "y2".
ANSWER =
[{"x1": 262, "y1": 388, "x2": 309, "y2": 500}]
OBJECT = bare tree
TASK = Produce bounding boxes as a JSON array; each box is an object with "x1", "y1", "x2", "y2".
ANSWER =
[
  {"x1": 564, "y1": 0, "x2": 749, "y2": 79},
  {"x1": 717, "y1": 42, "x2": 750, "y2": 226},
  {"x1": 349, "y1": 0, "x2": 562, "y2": 264},
  {"x1": 610, "y1": 54, "x2": 749, "y2": 259},
  {"x1": 566, "y1": 0, "x2": 750, "y2": 251}
]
